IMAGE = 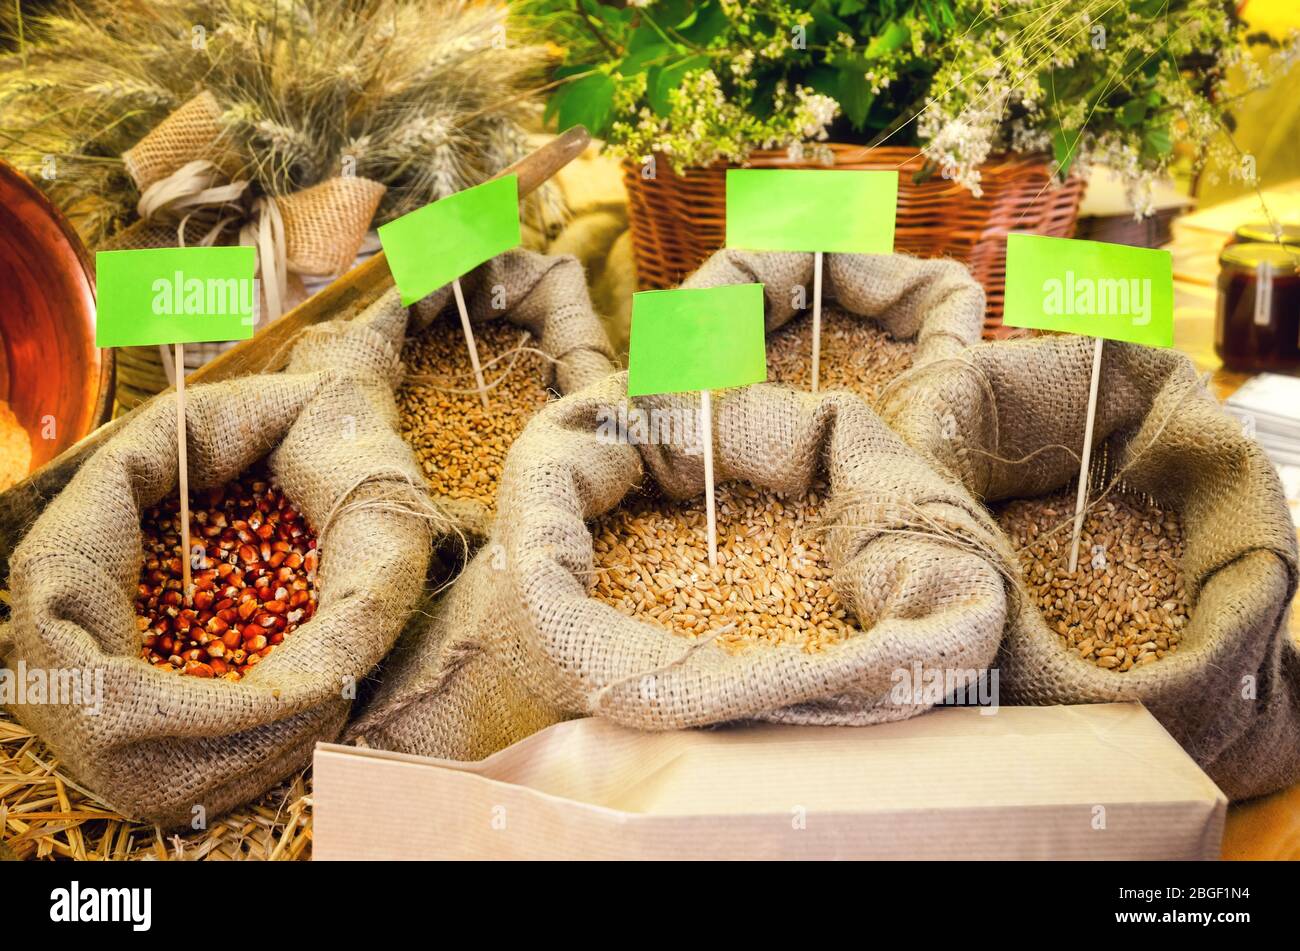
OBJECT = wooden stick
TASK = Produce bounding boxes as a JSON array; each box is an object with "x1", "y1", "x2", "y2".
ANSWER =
[
  {"x1": 1068, "y1": 336, "x2": 1105, "y2": 574},
  {"x1": 452, "y1": 277, "x2": 489, "y2": 411},
  {"x1": 700, "y1": 389, "x2": 717, "y2": 568},
  {"x1": 174, "y1": 343, "x2": 192, "y2": 602},
  {"x1": 811, "y1": 250, "x2": 824, "y2": 393}
]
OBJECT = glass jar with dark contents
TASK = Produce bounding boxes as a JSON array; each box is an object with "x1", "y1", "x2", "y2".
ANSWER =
[
  {"x1": 1231, "y1": 221, "x2": 1300, "y2": 246},
  {"x1": 1216, "y1": 242, "x2": 1300, "y2": 373}
]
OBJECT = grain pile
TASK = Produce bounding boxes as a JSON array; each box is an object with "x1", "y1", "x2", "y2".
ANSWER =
[
  {"x1": 0, "y1": 400, "x2": 31, "y2": 492},
  {"x1": 0, "y1": 710, "x2": 311, "y2": 861},
  {"x1": 590, "y1": 481, "x2": 859, "y2": 654},
  {"x1": 764, "y1": 308, "x2": 916, "y2": 405},
  {"x1": 996, "y1": 489, "x2": 1188, "y2": 671},
  {"x1": 135, "y1": 464, "x2": 318, "y2": 680},
  {"x1": 399, "y1": 316, "x2": 551, "y2": 509}
]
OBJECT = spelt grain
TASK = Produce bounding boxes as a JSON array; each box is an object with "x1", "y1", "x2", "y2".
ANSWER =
[
  {"x1": 766, "y1": 308, "x2": 915, "y2": 405},
  {"x1": 590, "y1": 481, "x2": 860, "y2": 654},
  {"x1": 399, "y1": 316, "x2": 552, "y2": 510},
  {"x1": 996, "y1": 489, "x2": 1188, "y2": 671}
]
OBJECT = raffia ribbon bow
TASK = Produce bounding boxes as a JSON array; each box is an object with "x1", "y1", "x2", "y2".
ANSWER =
[{"x1": 112, "y1": 92, "x2": 385, "y2": 323}]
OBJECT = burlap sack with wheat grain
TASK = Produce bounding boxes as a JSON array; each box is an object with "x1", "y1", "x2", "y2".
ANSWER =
[
  {"x1": 347, "y1": 372, "x2": 1011, "y2": 758},
  {"x1": 683, "y1": 249, "x2": 984, "y2": 369},
  {"x1": 402, "y1": 246, "x2": 618, "y2": 537},
  {"x1": 881, "y1": 335, "x2": 1300, "y2": 800},
  {"x1": 0, "y1": 291, "x2": 440, "y2": 827}
]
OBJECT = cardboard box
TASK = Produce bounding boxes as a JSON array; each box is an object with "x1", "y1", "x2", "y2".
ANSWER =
[{"x1": 313, "y1": 703, "x2": 1225, "y2": 860}]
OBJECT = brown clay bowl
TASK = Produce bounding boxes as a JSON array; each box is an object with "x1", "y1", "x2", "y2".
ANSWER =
[{"x1": 0, "y1": 159, "x2": 112, "y2": 476}]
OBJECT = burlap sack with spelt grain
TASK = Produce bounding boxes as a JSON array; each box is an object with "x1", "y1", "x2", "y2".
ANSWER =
[
  {"x1": 684, "y1": 249, "x2": 984, "y2": 369},
  {"x1": 0, "y1": 291, "x2": 438, "y2": 827},
  {"x1": 881, "y1": 336, "x2": 1300, "y2": 800},
  {"x1": 348, "y1": 372, "x2": 1010, "y2": 758},
  {"x1": 403, "y1": 247, "x2": 618, "y2": 536}
]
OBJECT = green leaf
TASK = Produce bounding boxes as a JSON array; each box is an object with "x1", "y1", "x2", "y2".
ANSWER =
[
  {"x1": 652, "y1": 0, "x2": 694, "y2": 30},
  {"x1": 677, "y1": 1, "x2": 730, "y2": 46},
  {"x1": 865, "y1": 21, "x2": 910, "y2": 59},
  {"x1": 648, "y1": 54, "x2": 711, "y2": 115},
  {"x1": 838, "y1": 69, "x2": 875, "y2": 130},
  {"x1": 579, "y1": 0, "x2": 630, "y2": 34},
  {"x1": 749, "y1": 76, "x2": 778, "y2": 120},
  {"x1": 1143, "y1": 126, "x2": 1173, "y2": 158},
  {"x1": 810, "y1": 0, "x2": 853, "y2": 41},
  {"x1": 552, "y1": 72, "x2": 617, "y2": 136},
  {"x1": 618, "y1": 22, "x2": 677, "y2": 75},
  {"x1": 805, "y1": 66, "x2": 841, "y2": 100},
  {"x1": 1052, "y1": 127, "x2": 1082, "y2": 176},
  {"x1": 627, "y1": 21, "x2": 667, "y2": 53},
  {"x1": 838, "y1": 0, "x2": 867, "y2": 14},
  {"x1": 1116, "y1": 98, "x2": 1147, "y2": 127}
]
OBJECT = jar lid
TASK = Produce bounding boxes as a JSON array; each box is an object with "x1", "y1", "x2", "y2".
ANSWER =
[
  {"x1": 1234, "y1": 221, "x2": 1300, "y2": 244},
  {"x1": 1220, "y1": 241, "x2": 1300, "y2": 270}
]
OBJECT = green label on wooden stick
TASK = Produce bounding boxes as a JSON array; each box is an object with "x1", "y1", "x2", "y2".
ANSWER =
[
  {"x1": 726, "y1": 169, "x2": 897, "y2": 254},
  {"x1": 1003, "y1": 234, "x2": 1174, "y2": 347},
  {"x1": 627, "y1": 284, "x2": 768, "y2": 397},
  {"x1": 378, "y1": 174, "x2": 522, "y2": 306},
  {"x1": 95, "y1": 246, "x2": 257, "y2": 348}
]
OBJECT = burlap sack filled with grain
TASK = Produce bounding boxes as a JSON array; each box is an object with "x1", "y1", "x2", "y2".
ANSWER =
[
  {"x1": 400, "y1": 247, "x2": 618, "y2": 537},
  {"x1": 880, "y1": 336, "x2": 1300, "y2": 800},
  {"x1": 0, "y1": 292, "x2": 437, "y2": 827},
  {"x1": 348, "y1": 373, "x2": 1010, "y2": 758},
  {"x1": 683, "y1": 250, "x2": 984, "y2": 399}
]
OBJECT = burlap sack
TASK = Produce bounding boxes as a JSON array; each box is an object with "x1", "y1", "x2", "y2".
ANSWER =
[
  {"x1": 683, "y1": 249, "x2": 984, "y2": 371},
  {"x1": 348, "y1": 372, "x2": 1010, "y2": 758},
  {"x1": 0, "y1": 291, "x2": 438, "y2": 827},
  {"x1": 404, "y1": 247, "x2": 618, "y2": 537},
  {"x1": 881, "y1": 336, "x2": 1300, "y2": 800}
]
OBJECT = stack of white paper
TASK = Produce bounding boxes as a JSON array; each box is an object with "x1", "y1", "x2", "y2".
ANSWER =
[
  {"x1": 1224, "y1": 374, "x2": 1300, "y2": 466},
  {"x1": 1223, "y1": 375, "x2": 1300, "y2": 523}
]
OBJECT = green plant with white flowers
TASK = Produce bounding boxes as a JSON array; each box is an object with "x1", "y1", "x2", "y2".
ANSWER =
[{"x1": 519, "y1": 0, "x2": 1297, "y2": 213}]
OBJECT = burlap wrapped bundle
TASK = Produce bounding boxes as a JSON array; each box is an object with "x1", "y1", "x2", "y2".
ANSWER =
[
  {"x1": 0, "y1": 291, "x2": 439, "y2": 827},
  {"x1": 403, "y1": 247, "x2": 619, "y2": 537},
  {"x1": 348, "y1": 372, "x2": 1010, "y2": 758},
  {"x1": 111, "y1": 92, "x2": 384, "y2": 278},
  {"x1": 105, "y1": 91, "x2": 389, "y2": 401},
  {"x1": 683, "y1": 250, "x2": 984, "y2": 370},
  {"x1": 881, "y1": 336, "x2": 1300, "y2": 800}
]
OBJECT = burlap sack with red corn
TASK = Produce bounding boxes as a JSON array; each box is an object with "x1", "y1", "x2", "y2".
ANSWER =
[
  {"x1": 682, "y1": 249, "x2": 985, "y2": 375},
  {"x1": 347, "y1": 372, "x2": 1011, "y2": 759},
  {"x1": 0, "y1": 291, "x2": 439, "y2": 827},
  {"x1": 880, "y1": 336, "x2": 1300, "y2": 800}
]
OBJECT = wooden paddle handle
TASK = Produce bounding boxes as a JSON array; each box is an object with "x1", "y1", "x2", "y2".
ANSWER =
[{"x1": 494, "y1": 125, "x2": 590, "y2": 196}]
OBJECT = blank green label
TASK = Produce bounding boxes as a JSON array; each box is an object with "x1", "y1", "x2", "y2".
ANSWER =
[
  {"x1": 726, "y1": 169, "x2": 897, "y2": 254},
  {"x1": 379, "y1": 174, "x2": 521, "y2": 306},
  {"x1": 628, "y1": 284, "x2": 768, "y2": 396},
  {"x1": 95, "y1": 246, "x2": 257, "y2": 348},
  {"x1": 1003, "y1": 234, "x2": 1174, "y2": 347}
]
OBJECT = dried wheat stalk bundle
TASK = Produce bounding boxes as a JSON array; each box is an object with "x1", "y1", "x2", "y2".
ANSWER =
[{"x1": 0, "y1": 0, "x2": 556, "y2": 245}]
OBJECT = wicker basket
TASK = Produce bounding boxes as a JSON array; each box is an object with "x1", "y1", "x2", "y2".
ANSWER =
[{"x1": 624, "y1": 144, "x2": 1086, "y2": 337}]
